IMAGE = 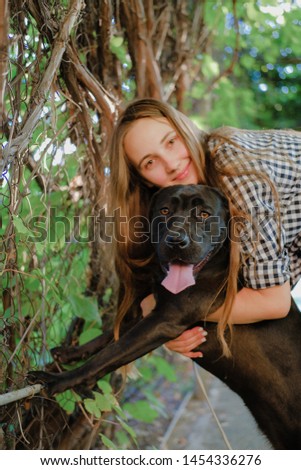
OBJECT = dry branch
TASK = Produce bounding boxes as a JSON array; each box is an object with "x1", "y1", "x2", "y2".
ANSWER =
[
  {"x1": 66, "y1": 43, "x2": 117, "y2": 129},
  {"x1": 3, "y1": 0, "x2": 84, "y2": 163},
  {"x1": 0, "y1": 0, "x2": 9, "y2": 126},
  {"x1": 0, "y1": 384, "x2": 43, "y2": 407}
]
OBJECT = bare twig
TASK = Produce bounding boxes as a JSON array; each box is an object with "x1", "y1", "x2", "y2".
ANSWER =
[
  {"x1": 0, "y1": 0, "x2": 9, "y2": 127},
  {"x1": 3, "y1": 0, "x2": 84, "y2": 162},
  {"x1": 0, "y1": 384, "x2": 43, "y2": 407},
  {"x1": 66, "y1": 42, "x2": 117, "y2": 129}
]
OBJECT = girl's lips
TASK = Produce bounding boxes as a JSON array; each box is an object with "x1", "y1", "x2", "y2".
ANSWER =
[{"x1": 173, "y1": 160, "x2": 191, "y2": 181}]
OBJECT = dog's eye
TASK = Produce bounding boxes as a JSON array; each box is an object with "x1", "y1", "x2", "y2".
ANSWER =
[
  {"x1": 160, "y1": 207, "x2": 170, "y2": 215},
  {"x1": 199, "y1": 210, "x2": 210, "y2": 219}
]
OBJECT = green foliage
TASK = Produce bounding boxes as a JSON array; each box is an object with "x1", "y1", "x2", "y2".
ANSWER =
[
  {"x1": 84, "y1": 391, "x2": 115, "y2": 418},
  {"x1": 2, "y1": 0, "x2": 301, "y2": 450},
  {"x1": 140, "y1": 354, "x2": 177, "y2": 383},
  {"x1": 54, "y1": 378, "x2": 139, "y2": 449},
  {"x1": 99, "y1": 434, "x2": 118, "y2": 450},
  {"x1": 187, "y1": 0, "x2": 301, "y2": 130},
  {"x1": 123, "y1": 400, "x2": 159, "y2": 423},
  {"x1": 55, "y1": 389, "x2": 82, "y2": 415}
]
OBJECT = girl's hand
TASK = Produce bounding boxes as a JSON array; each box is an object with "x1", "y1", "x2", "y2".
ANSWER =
[
  {"x1": 164, "y1": 326, "x2": 207, "y2": 358},
  {"x1": 140, "y1": 294, "x2": 207, "y2": 358}
]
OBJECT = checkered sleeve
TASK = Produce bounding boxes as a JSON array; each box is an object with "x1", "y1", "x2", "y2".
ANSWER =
[
  {"x1": 209, "y1": 128, "x2": 301, "y2": 289},
  {"x1": 223, "y1": 173, "x2": 290, "y2": 289},
  {"x1": 211, "y1": 136, "x2": 294, "y2": 289}
]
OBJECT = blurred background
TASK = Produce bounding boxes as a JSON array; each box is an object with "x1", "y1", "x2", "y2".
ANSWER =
[{"x1": 1, "y1": 0, "x2": 301, "y2": 450}]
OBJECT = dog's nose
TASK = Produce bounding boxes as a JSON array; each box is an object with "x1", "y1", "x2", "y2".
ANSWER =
[{"x1": 165, "y1": 233, "x2": 190, "y2": 248}]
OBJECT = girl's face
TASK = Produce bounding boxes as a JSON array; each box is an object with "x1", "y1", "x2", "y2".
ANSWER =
[{"x1": 123, "y1": 117, "x2": 199, "y2": 187}]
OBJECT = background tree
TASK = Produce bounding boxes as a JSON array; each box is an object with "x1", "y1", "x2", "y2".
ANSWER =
[{"x1": 1, "y1": 0, "x2": 300, "y2": 450}]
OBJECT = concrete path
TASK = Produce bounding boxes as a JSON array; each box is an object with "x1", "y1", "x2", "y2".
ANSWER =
[{"x1": 161, "y1": 368, "x2": 272, "y2": 450}]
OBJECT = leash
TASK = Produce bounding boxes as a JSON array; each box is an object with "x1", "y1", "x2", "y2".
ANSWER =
[{"x1": 193, "y1": 362, "x2": 233, "y2": 450}]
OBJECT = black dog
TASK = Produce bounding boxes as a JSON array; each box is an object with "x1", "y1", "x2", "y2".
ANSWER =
[
  {"x1": 28, "y1": 184, "x2": 229, "y2": 390},
  {"x1": 28, "y1": 184, "x2": 301, "y2": 449}
]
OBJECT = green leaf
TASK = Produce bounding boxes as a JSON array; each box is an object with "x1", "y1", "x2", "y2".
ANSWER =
[
  {"x1": 245, "y1": 2, "x2": 260, "y2": 21},
  {"x1": 110, "y1": 36, "x2": 123, "y2": 48},
  {"x1": 124, "y1": 400, "x2": 159, "y2": 423},
  {"x1": 23, "y1": 276, "x2": 41, "y2": 293},
  {"x1": 94, "y1": 391, "x2": 115, "y2": 412},
  {"x1": 149, "y1": 355, "x2": 177, "y2": 382},
  {"x1": 99, "y1": 433, "x2": 117, "y2": 450},
  {"x1": 84, "y1": 390, "x2": 117, "y2": 418},
  {"x1": 55, "y1": 390, "x2": 81, "y2": 414},
  {"x1": 112, "y1": 404, "x2": 128, "y2": 421},
  {"x1": 114, "y1": 430, "x2": 131, "y2": 449},
  {"x1": 97, "y1": 379, "x2": 113, "y2": 394},
  {"x1": 190, "y1": 81, "x2": 206, "y2": 100},
  {"x1": 102, "y1": 287, "x2": 112, "y2": 305},
  {"x1": 79, "y1": 327, "x2": 103, "y2": 345},
  {"x1": 202, "y1": 54, "x2": 219, "y2": 79},
  {"x1": 116, "y1": 416, "x2": 137, "y2": 442},
  {"x1": 83, "y1": 398, "x2": 102, "y2": 418},
  {"x1": 68, "y1": 294, "x2": 101, "y2": 325},
  {"x1": 138, "y1": 364, "x2": 153, "y2": 382},
  {"x1": 12, "y1": 215, "x2": 32, "y2": 236}
]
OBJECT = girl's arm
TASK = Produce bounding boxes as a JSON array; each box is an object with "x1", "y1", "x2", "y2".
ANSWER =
[
  {"x1": 207, "y1": 281, "x2": 291, "y2": 324},
  {"x1": 165, "y1": 281, "x2": 291, "y2": 356}
]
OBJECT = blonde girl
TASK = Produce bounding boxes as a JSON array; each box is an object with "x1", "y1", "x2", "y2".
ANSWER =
[{"x1": 109, "y1": 98, "x2": 301, "y2": 357}]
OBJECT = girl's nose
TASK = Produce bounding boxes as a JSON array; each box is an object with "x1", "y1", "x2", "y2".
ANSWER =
[{"x1": 163, "y1": 155, "x2": 180, "y2": 173}]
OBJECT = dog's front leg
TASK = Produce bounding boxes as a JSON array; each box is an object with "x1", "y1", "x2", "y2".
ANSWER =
[
  {"x1": 50, "y1": 330, "x2": 114, "y2": 364},
  {"x1": 27, "y1": 306, "x2": 187, "y2": 395},
  {"x1": 51, "y1": 312, "x2": 144, "y2": 364}
]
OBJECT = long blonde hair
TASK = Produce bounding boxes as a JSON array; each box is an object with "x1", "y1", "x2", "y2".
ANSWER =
[{"x1": 108, "y1": 98, "x2": 277, "y2": 356}]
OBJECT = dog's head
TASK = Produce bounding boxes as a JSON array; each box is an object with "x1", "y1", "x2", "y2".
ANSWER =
[{"x1": 149, "y1": 184, "x2": 229, "y2": 294}]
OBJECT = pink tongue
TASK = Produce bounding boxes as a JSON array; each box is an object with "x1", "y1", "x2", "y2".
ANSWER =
[{"x1": 161, "y1": 264, "x2": 195, "y2": 294}]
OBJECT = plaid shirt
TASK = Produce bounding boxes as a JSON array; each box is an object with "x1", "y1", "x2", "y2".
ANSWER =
[{"x1": 208, "y1": 128, "x2": 301, "y2": 289}]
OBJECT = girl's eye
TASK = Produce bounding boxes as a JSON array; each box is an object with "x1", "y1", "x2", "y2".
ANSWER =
[
  {"x1": 160, "y1": 207, "x2": 170, "y2": 216},
  {"x1": 145, "y1": 159, "x2": 155, "y2": 169},
  {"x1": 168, "y1": 136, "x2": 176, "y2": 145}
]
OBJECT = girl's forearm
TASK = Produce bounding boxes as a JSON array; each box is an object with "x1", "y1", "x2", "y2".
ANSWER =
[{"x1": 207, "y1": 281, "x2": 291, "y2": 324}]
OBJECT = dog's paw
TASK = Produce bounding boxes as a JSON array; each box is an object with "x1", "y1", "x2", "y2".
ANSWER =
[
  {"x1": 51, "y1": 345, "x2": 89, "y2": 363},
  {"x1": 51, "y1": 345, "x2": 74, "y2": 363}
]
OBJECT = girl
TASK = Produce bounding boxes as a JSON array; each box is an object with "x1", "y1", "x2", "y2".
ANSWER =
[{"x1": 109, "y1": 98, "x2": 301, "y2": 358}]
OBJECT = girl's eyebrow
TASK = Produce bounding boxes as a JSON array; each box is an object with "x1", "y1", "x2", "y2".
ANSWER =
[{"x1": 137, "y1": 130, "x2": 175, "y2": 169}]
